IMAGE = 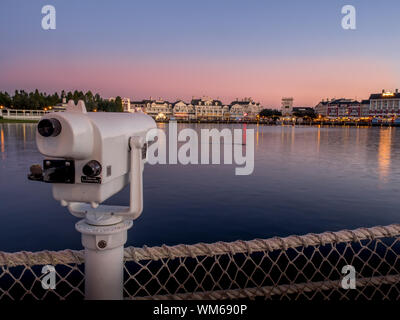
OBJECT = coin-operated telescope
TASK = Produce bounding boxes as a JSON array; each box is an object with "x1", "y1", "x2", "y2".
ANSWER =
[{"x1": 28, "y1": 100, "x2": 157, "y2": 300}]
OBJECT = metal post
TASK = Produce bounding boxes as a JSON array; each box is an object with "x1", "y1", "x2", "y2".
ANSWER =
[{"x1": 75, "y1": 218, "x2": 133, "y2": 300}]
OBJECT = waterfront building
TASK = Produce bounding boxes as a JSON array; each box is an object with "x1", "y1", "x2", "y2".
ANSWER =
[
  {"x1": 360, "y1": 100, "x2": 370, "y2": 117},
  {"x1": 369, "y1": 89, "x2": 400, "y2": 118},
  {"x1": 281, "y1": 97, "x2": 294, "y2": 116},
  {"x1": 314, "y1": 99, "x2": 330, "y2": 117},
  {"x1": 133, "y1": 98, "x2": 173, "y2": 119},
  {"x1": 130, "y1": 100, "x2": 146, "y2": 112},
  {"x1": 172, "y1": 100, "x2": 195, "y2": 120},
  {"x1": 229, "y1": 98, "x2": 262, "y2": 119},
  {"x1": 122, "y1": 97, "x2": 132, "y2": 112},
  {"x1": 191, "y1": 96, "x2": 226, "y2": 120},
  {"x1": 130, "y1": 96, "x2": 263, "y2": 121},
  {"x1": 314, "y1": 98, "x2": 361, "y2": 119},
  {"x1": 315, "y1": 90, "x2": 400, "y2": 120},
  {"x1": 53, "y1": 94, "x2": 68, "y2": 111},
  {"x1": 326, "y1": 99, "x2": 360, "y2": 119}
]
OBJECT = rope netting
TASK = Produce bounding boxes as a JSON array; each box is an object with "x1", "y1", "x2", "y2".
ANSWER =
[{"x1": 0, "y1": 224, "x2": 400, "y2": 300}]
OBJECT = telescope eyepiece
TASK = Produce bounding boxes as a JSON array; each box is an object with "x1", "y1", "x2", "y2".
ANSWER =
[
  {"x1": 38, "y1": 118, "x2": 62, "y2": 137},
  {"x1": 83, "y1": 160, "x2": 102, "y2": 177}
]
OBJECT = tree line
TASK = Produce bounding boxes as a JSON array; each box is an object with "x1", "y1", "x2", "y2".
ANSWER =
[
  {"x1": 0, "y1": 90, "x2": 123, "y2": 112},
  {"x1": 259, "y1": 108, "x2": 317, "y2": 119}
]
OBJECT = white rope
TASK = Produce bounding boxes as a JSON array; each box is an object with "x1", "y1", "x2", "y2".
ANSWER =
[
  {"x1": 0, "y1": 224, "x2": 399, "y2": 266},
  {"x1": 133, "y1": 274, "x2": 400, "y2": 300},
  {"x1": 1, "y1": 223, "x2": 399, "y2": 301},
  {"x1": 124, "y1": 224, "x2": 400, "y2": 262}
]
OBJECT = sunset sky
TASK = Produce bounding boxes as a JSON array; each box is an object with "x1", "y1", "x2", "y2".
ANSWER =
[{"x1": 1, "y1": 0, "x2": 399, "y2": 108}]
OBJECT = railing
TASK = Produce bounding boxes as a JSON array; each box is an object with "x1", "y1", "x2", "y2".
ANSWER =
[
  {"x1": 0, "y1": 109, "x2": 58, "y2": 120},
  {"x1": 1, "y1": 224, "x2": 399, "y2": 300}
]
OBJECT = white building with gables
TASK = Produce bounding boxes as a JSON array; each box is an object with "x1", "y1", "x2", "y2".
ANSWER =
[
  {"x1": 229, "y1": 98, "x2": 262, "y2": 119},
  {"x1": 133, "y1": 96, "x2": 264, "y2": 120},
  {"x1": 191, "y1": 97, "x2": 228, "y2": 119},
  {"x1": 172, "y1": 100, "x2": 195, "y2": 119},
  {"x1": 140, "y1": 98, "x2": 173, "y2": 118}
]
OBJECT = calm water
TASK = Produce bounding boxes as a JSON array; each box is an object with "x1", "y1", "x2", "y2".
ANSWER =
[{"x1": 0, "y1": 123, "x2": 400, "y2": 252}]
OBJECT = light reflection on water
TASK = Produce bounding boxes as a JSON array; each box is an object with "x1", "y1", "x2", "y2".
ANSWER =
[
  {"x1": 0, "y1": 123, "x2": 399, "y2": 252},
  {"x1": 378, "y1": 128, "x2": 392, "y2": 183},
  {"x1": 0, "y1": 128, "x2": 4, "y2": 157}
]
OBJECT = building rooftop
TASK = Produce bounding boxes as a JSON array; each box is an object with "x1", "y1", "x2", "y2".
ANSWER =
[
  {"x1": 191, "y1": 98, "x2": 222, "y2": 106},
  {"x1": 369, "y1": 92, "x2": 400, "y2": 100},
  {"x1": 328, "y1": 99, "x2": 360, "y2": 105}
]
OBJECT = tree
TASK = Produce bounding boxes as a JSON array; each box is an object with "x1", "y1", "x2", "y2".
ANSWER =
[
  {"x1": 1, "y1": 89, "x2": 124, "y2": 112},
  {"x1": 259, "y1": 109, "x2": 282, "y2": 117},
  {"x1": 114, "y1": 96, "x2": 123, "y2": 112},
  {"x1": 0, "y1": 91, "x2": 12, "y2": 108},
  {"x1": 292, "y1": 109, "x2": 317, "y2": 119}
]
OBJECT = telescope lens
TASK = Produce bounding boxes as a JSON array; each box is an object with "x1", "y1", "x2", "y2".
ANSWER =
[
  {"x1": 83, "y1": 160, "x2": 102, "y2": 177},
  {"x1": 38, "y1": 118, "x2": 62, "y2": 137}
]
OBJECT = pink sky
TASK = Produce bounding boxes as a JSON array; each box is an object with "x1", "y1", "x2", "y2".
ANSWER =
[{"x1": 1, "y1": 55, "x2": 398, "y2": 108}]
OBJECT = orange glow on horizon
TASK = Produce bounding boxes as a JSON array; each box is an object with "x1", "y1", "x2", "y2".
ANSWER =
[{"x1": 1, "y1": 56, "x2": 397, "y2": 108}]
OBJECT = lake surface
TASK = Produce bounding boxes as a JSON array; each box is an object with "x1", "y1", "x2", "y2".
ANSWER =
[{"x1": 1, "y1": 123, "x2": 400, "y2": 252}]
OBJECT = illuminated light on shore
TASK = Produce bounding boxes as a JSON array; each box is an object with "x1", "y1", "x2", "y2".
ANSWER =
[{"x1": 156, "y1": 113, "x2": 166, "y2": 120}]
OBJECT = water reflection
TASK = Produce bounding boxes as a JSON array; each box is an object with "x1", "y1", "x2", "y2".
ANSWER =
[
  {"x1": 23, "y1": 124, "x2": 26, "y2": 147},
  {"x1": 1, "y1": 123, "x2": 400, "y2": 252},
  {"x1": 378, "y1": 128, "x2": 392, "y2": 183},
  {"x1": 0, "y1": 128, "x2": 4, "y2": 158},
  {"x1": 256, "y1": 123, "x2": 259, "y2": 147}
]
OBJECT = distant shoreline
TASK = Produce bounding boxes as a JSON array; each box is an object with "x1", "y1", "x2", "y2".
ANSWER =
[
  {"x1": 0, "y1": 118, "x2": 38, "y2": 123},
  {"x1": 1, "y1": 118, "x2": 398, "y2": 127}
]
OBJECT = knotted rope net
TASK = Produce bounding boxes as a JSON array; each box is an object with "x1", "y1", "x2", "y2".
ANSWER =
[{"x1": 1, "y1": 224, "x2": 400, "y2": 300}]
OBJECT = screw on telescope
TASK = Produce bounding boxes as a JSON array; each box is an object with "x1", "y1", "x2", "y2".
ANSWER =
[
  {"x1": 97, "y1": 240, "x2": 107, "y2": 249},
  {"x1": 28, "y1": 164, "x2": 44, "y2": 181}
]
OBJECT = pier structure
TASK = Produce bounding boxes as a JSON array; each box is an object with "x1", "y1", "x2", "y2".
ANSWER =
[
  {"x1": 1, "y1": 223, "x2": 399, "y2": 300},
  {"x1": 0, "y1": 108, "x2": 59, "y2": 121}
]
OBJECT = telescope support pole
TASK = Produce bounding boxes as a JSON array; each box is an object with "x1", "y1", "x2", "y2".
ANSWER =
[{"x1": 75, "y1": 219, "x2": 133, "y2": 300}]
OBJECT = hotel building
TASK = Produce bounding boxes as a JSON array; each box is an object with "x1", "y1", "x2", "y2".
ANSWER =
[
  {"x1": 134, "y1": 98, "x2": 173, "y2": 118},
  {"x1": 315, "y1": 98, "x2": 363, "y2": 119},
  {"x1": 229, "y1": 98, "x2": 262, "y2": 119},
  {"x1": 314, "y1": 89, "x2": 400, "y2": 119},
  {"x1": 172, "y1": 100, "x2": 196, "y2": 120},
  {"x1": 191, "y1": 97, "x2": 227, "y2": 120},
  {"x1": 281, "y1": 97, "x2": 294, "y2": 116},
  {"x1": 369, "y1": 89, "x2": 400, "y2": 117},
  {"x1": 326, "y1": 99, "x2": 361, "y2": 119},
  {"x1": 122, "y1": 97, "x2": 131, "y2": 112},
  {"x1": 128, "y1": 96, "x2": 263, "y2": 120},
  {"x1": 360, "y1": 100, "x2": 370, "y2": 117}
]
